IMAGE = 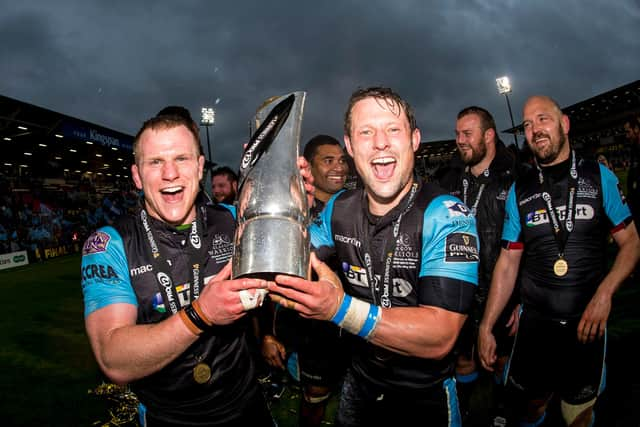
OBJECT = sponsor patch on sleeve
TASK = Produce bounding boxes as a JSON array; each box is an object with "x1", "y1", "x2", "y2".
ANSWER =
[
  {"x1": 445, "y1": 232, "x2": 479, "y2": 262},
  {"x1": 83, "y1": 231, "x2": 111, "y2": 255},
  {"x1": 443, "y1": 200, "x2": 471, "y2": 217}
]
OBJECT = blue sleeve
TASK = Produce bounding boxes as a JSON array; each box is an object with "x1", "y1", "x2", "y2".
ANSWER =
[
  {"x1": 419, "y1": 195, "x2": 479, "y2": 285},
  {"x1": 81, "y1": 226, "x2": 137, "y2": 317},
  {"x1": 600, "y1": 164, "x2": 632, "y2": 226},
  {"x1": 501, "y1": 183, "x2": 522, "y2": 243},
  {"x1": 310, "y1": 191, "x2": 343, "y2": 250}
]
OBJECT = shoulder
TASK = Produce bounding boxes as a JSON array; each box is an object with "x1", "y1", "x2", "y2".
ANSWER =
[{"x1": 203, "y1": 202, "x2": 236, "y2": 225}]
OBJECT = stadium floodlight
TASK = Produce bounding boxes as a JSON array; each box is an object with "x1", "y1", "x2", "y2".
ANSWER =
[
  {"x1": 496, "y1": 76, "x2": 518, "y2": 149},
  {"x1": 201, "y1": 107, "x2": 216, "y2": 126},
  {"x1": 200, "y1": 107, "x2": 216, "y2": 168},
  {"x1": 496, "y1": 76, "x2": 512, "y2": 94}
]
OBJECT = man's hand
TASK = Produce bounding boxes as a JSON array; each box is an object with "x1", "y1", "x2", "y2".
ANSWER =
[
  {"x1": 478, "y1": 325, "x2": 497, "y2": 372},
  {"x1": 197, "y1": 261, "x2": 270, "y2": 325},
  {"x1": 298, "y1": 156, "x2": 315, "y2": 209},
  {"x1": 261, "y1": 335, "x2": 287, "y2": 370},
  {"x1": 268, "y1": 253, "x2": 343, "y2": 321},
  {"x1": 505, "y1": 304, "x2": 521, "y2": 336},
  {"x1": 578, "y1": 289, "x2": 611, "y2": 343}
]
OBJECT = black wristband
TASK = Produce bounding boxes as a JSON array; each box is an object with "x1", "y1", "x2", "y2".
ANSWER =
[{"x1": 184, "y1": 304, "x2": 210, "y2": 332}]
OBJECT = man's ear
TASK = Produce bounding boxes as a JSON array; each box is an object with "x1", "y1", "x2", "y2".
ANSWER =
[
  {"x1": 411, "y1": 128, "x2": 421, "y2": 152},
  {"x1": 344, "y1": 135, "x2": 354, "y2": 157},
  {"x1": 561, "y1": 114, "x2": 570, "y2": 136},
  {"x1": 132, "y1": 164, "x2": 143, "y2": 190},
  {"x1": 484, "y1": 128, "x2": 496, "y2": 144},
  {"x1": 197, "y1": 155, "x2": 205, "y2": 181}
]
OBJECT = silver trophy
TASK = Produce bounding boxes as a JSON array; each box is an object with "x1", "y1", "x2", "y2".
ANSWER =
[{"x1": 232, "y1": 92, "x2": 310, "y2": 280}]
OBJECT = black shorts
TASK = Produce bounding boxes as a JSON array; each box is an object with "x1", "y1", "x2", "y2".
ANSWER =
[
  {"x1": 455, "y1": 294, "x2": 517, "y2": 361},
  {"x1": 275, "y1": 305, "x2": 348, "y2": 388},
  {"x1": 335, "y1": 368, "x2": 460, "y2": 427},
  {"x1": 504, "y1": 308, "x2": 606, "y2": 404}
]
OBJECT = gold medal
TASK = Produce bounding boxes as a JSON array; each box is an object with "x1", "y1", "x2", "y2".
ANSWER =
[
  {"x1": 553, "y1": 258, "x2": 568, "y2": 277},
  {"x1": 193, "y1": 363, "x2": 212, "y2": 384}
]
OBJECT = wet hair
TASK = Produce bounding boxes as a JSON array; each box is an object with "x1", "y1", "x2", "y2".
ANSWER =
[
  {"x1": 212, "y1": 166, "x2": 238, "y2": 183},
  {"x1": 303, "y1": 134, "x2": 342, "y2": 162},
  {"x1": 133, "y1": 114, "x2": 202, "y2": 162},
  {"x1": 457, "y1": 106, "x2": 497, "y2": 134},
  {"x1": 343, "y1": 86, "x2": 417, "y2": 137},
  {"x1": 156, "y1": 105, "x2": 195, "y2": 122}
]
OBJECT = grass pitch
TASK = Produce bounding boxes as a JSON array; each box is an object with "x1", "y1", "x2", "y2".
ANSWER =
[{"x1": 1, "y1": 253, "x2": 638, "y2": 426}]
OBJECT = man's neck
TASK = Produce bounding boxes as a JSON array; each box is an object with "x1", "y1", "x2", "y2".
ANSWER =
[
  {"x1": 315, "y1": 189, "x2": 333, "y2": 204},
  {"x1": 367, "y1": 177, "x2": 415, "y2": 217},
  {"x1": 469, "y1": 145, "x2": 496, "y2": 177},
  {"x1": 469, "y1": 157, "x2": 493, "y2": 177},
  {"x1": 539, "y1": 143, "x2": 570, "y2": 168}
]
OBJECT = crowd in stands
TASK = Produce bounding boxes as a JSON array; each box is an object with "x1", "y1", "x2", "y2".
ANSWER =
[{"x1": 0, "y1": 176, "x2": 140, "y2": 258}]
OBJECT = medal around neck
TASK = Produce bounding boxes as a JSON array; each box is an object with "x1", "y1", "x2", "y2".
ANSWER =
[
  {"x1": 232, "y1": 92, "x2": 311, "y2": 281},
  {"x1": 193, "y1": 363, "x2": 212, "y2": 384},
  {"x1": 553, "y1": 258, "x2": 569, "y2": 277}
]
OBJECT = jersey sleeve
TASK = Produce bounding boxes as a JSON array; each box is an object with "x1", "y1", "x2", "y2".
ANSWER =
[
  {"x1": 310, "y1": 191, "x2": 342, "y2": 250},
  {"x1": 419, "y1": 195, "x2": 479, "y2": 285},
  {"x1": 600, "y1": 164, "x2": 632, "y2": 228},
  {"x1": 501, "y1": 183, "x2": 522, "y2": 244},
  {"x1": 81, "y1": 226, "x2": 137, "y2": 317}
]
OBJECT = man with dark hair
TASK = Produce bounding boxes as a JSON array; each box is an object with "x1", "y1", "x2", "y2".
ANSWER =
[
  {"x1": 438, "y1": 106, "x2": 519, "y2": 425},
  {"x1": 303, "y1": 134, "x2": 349, "y2": 211},
  {"x1": 479, "y1": 95, "x2": 640, "y2": 426},
  {"x1": 211, "y1": 166, "x2": 238, "y2": 205},
  {"x1": 261, "y1": 134, "x2": 349, "y2": 426},
  {"x1": 268, "y1": 87, "x2": 479, "y2": 426}
]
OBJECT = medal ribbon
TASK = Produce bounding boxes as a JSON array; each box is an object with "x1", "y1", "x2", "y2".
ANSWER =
[
  {"x1": 462, "y1": 167, "x2": 489, "y2": 217},
  {"x1": 140, "y1": 207, "x2": 207, "y2": 314},
  {"x1": 363, "y1": 183, "x2": 418, "y2": 308},
  {"x1": 536, "y1": 149, "x2": 578, "y2": 261}
]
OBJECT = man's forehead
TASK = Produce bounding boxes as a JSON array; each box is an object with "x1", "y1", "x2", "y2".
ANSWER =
[
  {"x1": 213, "y1": 175, "x2": 231, "y2": 182},
  {"x1": 457, "y1": 114, "x2": 481, "y2": 128},
  {"x1": 353, "y1": 97, "x2": 404, "y2": 119},
  {"x1": 524, "y1": 97, "x2": 558, "y2": 116},
  {"x1": 316, "y1": 144, "x2": 344, "y2": 157}
]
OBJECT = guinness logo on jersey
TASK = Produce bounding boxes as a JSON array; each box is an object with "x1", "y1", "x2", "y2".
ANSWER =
[{"x1": 445, "y1": 233, "x2": 479, "y2": 262}]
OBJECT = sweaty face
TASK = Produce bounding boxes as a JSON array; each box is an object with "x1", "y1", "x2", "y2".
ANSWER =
[
  {"x1": 132, "y1": 125, "x2": 204, "y2": 226},
  {"x1": 455, "y1": 114, "x2": 487, "y2": 166},
  {"x1": 345, "y1": 97, "x2": 420, "y2": 214},
  {"x1": 523, "y1": 97, "x2": 569, "y2": 166},
  {"x1": 212, "y1": 175, "x2": 237, "y2": 203},
  {"x1": 310, "y1": 144, "x2": 348, "y2": 198}
]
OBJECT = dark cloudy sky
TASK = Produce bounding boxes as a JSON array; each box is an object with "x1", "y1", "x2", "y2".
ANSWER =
[{"x1": 1, "y1": 0, "x2": 638, "y2": 168}]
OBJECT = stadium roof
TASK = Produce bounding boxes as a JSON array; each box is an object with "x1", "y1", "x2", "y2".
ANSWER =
[
  {"x1": 502, "y1": 79, "x2": 640, "y2": 147},
  {"x1": 0, "y1": 94, "x2": 134, "y2": 191},
  {"x1": 416, "y1": 79, "x2": 640, "y2": 161}
]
